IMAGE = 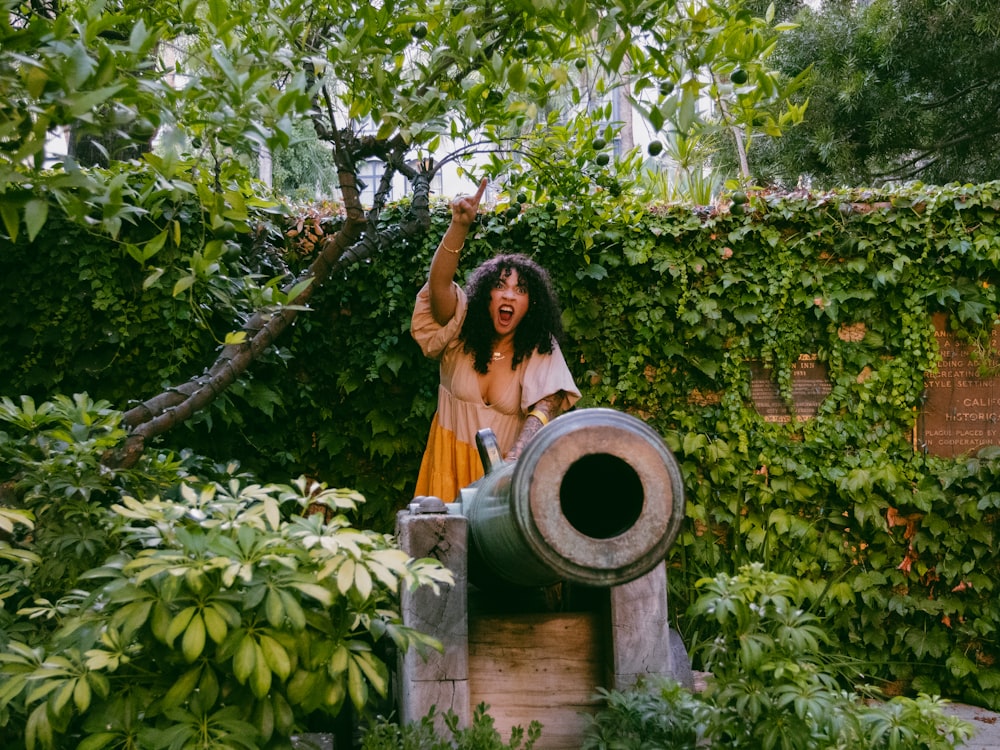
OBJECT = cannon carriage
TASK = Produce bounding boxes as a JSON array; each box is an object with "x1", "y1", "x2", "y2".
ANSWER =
[{"x1": 397, "y1": 408, "x2": 691, "y2": 748}]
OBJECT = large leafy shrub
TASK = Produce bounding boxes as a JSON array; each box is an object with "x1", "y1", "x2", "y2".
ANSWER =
[
  {"x1": 583, "y1": 564, "x2": 974, "y2": 750},
  {"x1": 0, "y1": 395, "x2": 451, "y2": 749}
]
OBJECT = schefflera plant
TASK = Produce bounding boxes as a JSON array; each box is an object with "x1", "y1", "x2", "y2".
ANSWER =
[
  {"x1": 692, "y1": 564, "x2": 973, "y2": 750},
  {"x1": 2, "y1": 478, "x2": 452, "y2": 750},
  {"x1": 585, "y1": 564, "x2": 974, "y2": 750}
]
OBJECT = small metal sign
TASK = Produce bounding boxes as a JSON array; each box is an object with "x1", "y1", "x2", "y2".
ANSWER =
[{"x1": 749, "y1": 355, "x2": 832, "y2": 424}]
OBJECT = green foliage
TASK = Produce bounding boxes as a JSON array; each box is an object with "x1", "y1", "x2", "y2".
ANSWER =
[
  {"x1": 0, "y1": 156, "x2": 296, "y2": 424},
  {"x1": 582, "y1": 680, "x2": 705, "y2": 749},
  {"x1": 1, "y1": 0, "x2": 307, "y2": 233},
  {"x1": 361, "y1": 703, "x2": 541, "y2": 750},
  {"x1": 6, "y1": 174, "x2": 1000, "y2": 709},
  {"x1": 738, "y1": 0, "x2": 1000, "y2": 187},
  {"x1": 2, "y1": 0, "x2": 806, "y2": 241},
  {"x1": 0, "y1": 395, "x2": 452, "y2": 748},
  {"x1": 1, "y1": 0, "x2": 807, "y2": 507},
  {"x1": 270, "y1": 120, "x2": 339, "y2": 201},
  {"x1": 260, "y1": 179, "x2": 1000, "y2": 710},
  {"x1": 584, "y1": 565, "x2": 975, "y2": 750}
]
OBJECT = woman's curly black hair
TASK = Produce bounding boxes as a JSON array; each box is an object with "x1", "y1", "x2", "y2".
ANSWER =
[{"x1": 460, "y1": 253, "x2": 565, "y2": 374}]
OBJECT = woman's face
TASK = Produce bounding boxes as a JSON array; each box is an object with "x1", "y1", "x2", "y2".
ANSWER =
[{"x1": 489, "y1": 268, "x2": 530, "y2": 338}]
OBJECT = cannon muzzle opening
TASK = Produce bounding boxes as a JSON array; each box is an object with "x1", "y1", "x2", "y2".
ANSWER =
[
  {"x1": 461, "y1": 408, "x2": 685, "y2": 588},
  {"x1": 560, "y1": 453, "x2": 644, "y2": 539}
]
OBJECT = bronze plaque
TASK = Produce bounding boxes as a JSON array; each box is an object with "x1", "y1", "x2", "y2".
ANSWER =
[
  {"x1": 921, "y1": 313, "x2": 1000, "y2": 457},
  {"x1": 749, "y1": 355, "x2": 832, "y2": 423}
]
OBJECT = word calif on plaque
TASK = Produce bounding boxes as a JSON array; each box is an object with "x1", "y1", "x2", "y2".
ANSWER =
[
  {"x1": 749, "y1": 354, "x2": 832, "y2": 424},
  {"x1": 922, "y1": 313, "x2": 1000, "y2": 457}
]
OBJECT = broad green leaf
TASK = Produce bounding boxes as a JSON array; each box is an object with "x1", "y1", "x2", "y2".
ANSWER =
[
  {"x1": 353, "y1": 650, "x2": 388, "y2": 697},
  {"x1": 129, "y1": 18, "x2": 151, "y2": 54},
  {"x1": 353, "y1": 564, "x2": 373, "y2": 601},
  {"x1": 142, "y1": 229, "x2": 168, "y2": 260},
  {"x1": 678, "y1": 88, "x2": 697, "y2": 133},
  {"x1": 278, "y1": 590, "x2": 306, "y2": 631},
  {"x1": 172, "y1": 275, "x2": 195, "y2": 297},
  {"x1": 166, "y1": 606, "x2": 197, "y2": 647},
  {"x1": 285, "y1": 277, "x2": 314, "y2": 303},
  {"x1": 77, "y1": 733, "x2": 120, "y2": 750},
  {"x1": 72, "y1": 676, "x2": 92, "y2": 713},
  {"x1": 26, "y1": 702, "x2": 53, "y2": 750},
  {"x1": 337, "y1": 559, "x2": 356, "y2": 596},
  {"x1": 260, "y1": 634, "x2": 291, "y2": 681},
  {"x1": 181, "y1": 613, "x2": 206, "y2": 662},
  {"x1": 328, "y1": 644, "x2": 349, "y2": 676},
  {"x1": 68, "y1": 85, "x2": 127, "y2": 118},
  {"x1": 162, "y1": 666, "x2": 202, "y2": 709},
  {"x1": 233, "y1": 634, "x2": 257, "y2": 683},
  {"x1": 24, "y1": 199, "x2": 48, "y2": 242},
  {"x1": 143, "y1": 267, "x2": 165, "y2": 289},
  {"x1": 251, "y1": 643, "x2": 272, "y2": 697},
  {"x1": 347, "y1": 658, "x2": 367, "y2": 710},
  {"x1": 264, "y1": 589, "x2": 285, "y2": 627},
  {"x1": 290, "y1": 581, "x2": 334, "y2": 606},
  {"x1": 0, "y1": 202, "x2": 19, "y2": 242},
  {"x1": 203, "y1": 606, "x2": 228, "y2": 644},
  {"x1": 51, "y1": 680, "x2": 75, "y2": 719}
]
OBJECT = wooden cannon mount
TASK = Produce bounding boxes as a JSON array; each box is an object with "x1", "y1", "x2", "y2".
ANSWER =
[{"x1": 396, "y1": 409, "x2": 692, "y2": 749}]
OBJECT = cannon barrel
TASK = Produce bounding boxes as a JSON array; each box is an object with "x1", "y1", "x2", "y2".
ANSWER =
[{"x1": 457, "y1": 408, "x2": 685, "y2": 588}]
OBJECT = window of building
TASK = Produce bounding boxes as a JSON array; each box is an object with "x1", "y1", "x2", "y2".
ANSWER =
[{"x1": 358, "y1": 158, "x2": 388, "y2": 208}]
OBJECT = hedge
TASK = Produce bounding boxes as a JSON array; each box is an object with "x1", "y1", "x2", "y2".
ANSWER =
[{"x1": 3, "y1": 173, "x2": 1000, "y2": 707}]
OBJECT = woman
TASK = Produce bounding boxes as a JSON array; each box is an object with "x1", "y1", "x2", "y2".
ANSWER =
[{"x1": 411, "y1": 178, "x2": 580, "y2": 502}]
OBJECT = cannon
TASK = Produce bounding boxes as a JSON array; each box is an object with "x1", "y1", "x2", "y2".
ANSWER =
[
  {"x1": 397, "y1": 408, "x2": 690, "y2": 748},
  {"x1": 461, "y1": 407, "x2": 686, "y2": 589}
]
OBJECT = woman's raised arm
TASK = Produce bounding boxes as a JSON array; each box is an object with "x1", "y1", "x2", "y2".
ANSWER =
[{"x1": 428, "y1": 177, "x2": 488, "y2": 326}]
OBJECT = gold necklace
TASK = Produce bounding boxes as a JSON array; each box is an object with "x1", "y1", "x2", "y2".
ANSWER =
[{"x1": 491, "y1": 351, "x2": 506, "y2": 362}]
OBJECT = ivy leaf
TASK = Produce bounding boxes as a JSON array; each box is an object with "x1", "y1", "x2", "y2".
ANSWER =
[
  {"x1": 845, "y1": 468, "x2": 872, "y2": 494},
  {"x1": 905, "y1": 627, "x2": 949, "y2": 659}
]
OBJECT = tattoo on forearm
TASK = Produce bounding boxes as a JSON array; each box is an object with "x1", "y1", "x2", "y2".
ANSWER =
[
  {"x1": 531, "y1": 392, "x2": 563, "y2": 422},
  {"x1": 507, "y1": 391, "x2": 566, "y2": 461}
]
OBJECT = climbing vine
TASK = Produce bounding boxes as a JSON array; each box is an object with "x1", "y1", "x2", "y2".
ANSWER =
[{"x1": 3, "y1": 178, "x2": 1000, "y2": 707}]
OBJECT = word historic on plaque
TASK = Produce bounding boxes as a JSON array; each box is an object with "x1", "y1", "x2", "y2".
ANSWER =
[
  {"x1": 921, "y1": 313, "x2": 1000, "y2": 457},
  {"x1": 749, "y1": 355, "x2": 832, "y2": 424}
]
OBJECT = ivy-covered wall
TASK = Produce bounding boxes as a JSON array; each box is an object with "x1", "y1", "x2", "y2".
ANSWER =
[{"x1": 3, "y1": 179, "x2": 1000, "y2": 707}]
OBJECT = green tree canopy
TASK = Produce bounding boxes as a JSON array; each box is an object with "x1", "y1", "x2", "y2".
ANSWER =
[
  {"x1": 1, "y1": 0, "x2": 805, "y2": 463},
  {"x1": 740, "y1": 0, "x2": 1000, "y2": 187}
]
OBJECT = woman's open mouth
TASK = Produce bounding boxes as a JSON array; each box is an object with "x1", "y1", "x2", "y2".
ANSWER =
[{"x1": 498, "y1": 305, "x2": 514, "y2": 325}]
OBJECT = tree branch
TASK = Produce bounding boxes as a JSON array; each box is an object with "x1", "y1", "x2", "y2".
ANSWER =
[
  {"x1": 107, "y1": 165, "x2": 371, "y2": 468},
  {"x1": 106, "y1": 146, "x2": 440, "y2": 469}
]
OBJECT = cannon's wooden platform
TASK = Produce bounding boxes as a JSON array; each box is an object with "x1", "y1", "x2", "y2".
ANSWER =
[{"x1": 469, "y1": 612, "x2": 603, "y2": 749}]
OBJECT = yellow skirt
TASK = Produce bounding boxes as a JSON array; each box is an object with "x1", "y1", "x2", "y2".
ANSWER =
[{"x1": 414, "y1": 413, "x2": 485, "y2": 503}]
